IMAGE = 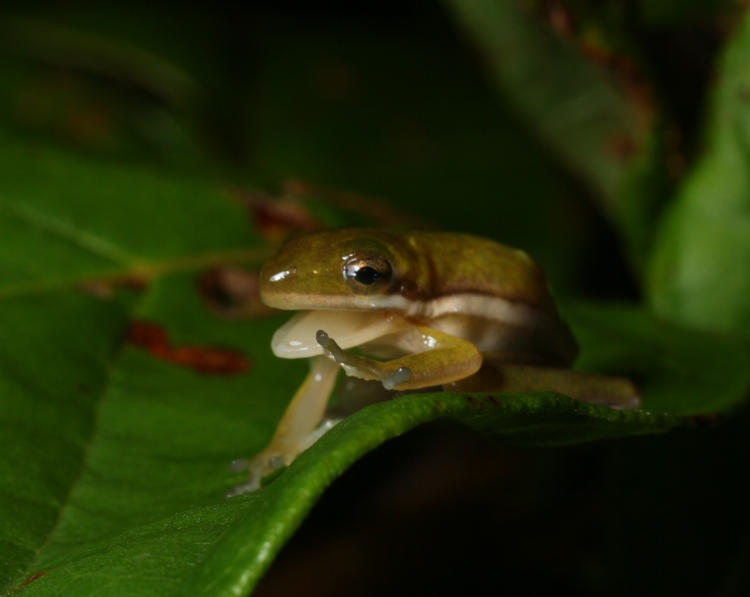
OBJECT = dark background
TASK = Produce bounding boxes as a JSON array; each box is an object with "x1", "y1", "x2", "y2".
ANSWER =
[{"x1": 3, "y1": 2, "x2": 747, "y2": 595}]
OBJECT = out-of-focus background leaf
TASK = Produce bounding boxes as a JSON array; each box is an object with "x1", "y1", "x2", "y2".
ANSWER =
[
  {"x1": 1, "y1": 1, "x2": 749, "y2": 596},
  {"x1": 447, "y1": 0, "x2": 665, "y2": 273},
  {"x1": 649, "y1": 8, "x2": 750, "y2": 335}
]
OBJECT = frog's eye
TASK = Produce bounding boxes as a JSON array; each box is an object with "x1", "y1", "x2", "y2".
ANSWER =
[{"x1": 343, "y1": 255, "x2": 393, "y2": 291}]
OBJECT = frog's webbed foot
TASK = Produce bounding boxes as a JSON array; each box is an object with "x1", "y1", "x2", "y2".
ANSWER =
[
  {"x1": 298, "y1": 417, "x2": 341, "y2": 451},
  {"x1": 225, "y1": 450, "x2": 287, "y2": 497},
  {"x1": 226, "y1": 355, "x2": 341, "y2": 498},
  {"x1": 316, "y1": 329, "x2": 412, "y2": 390},
  {"x1": 225, "y1": 417, "x2": 342, "y2": 497}
]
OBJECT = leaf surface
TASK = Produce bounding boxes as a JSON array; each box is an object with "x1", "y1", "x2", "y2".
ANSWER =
[
  {"x1": 446, "y1": 0, "x2": 665, "y2": 271},
  {"x1": 649, "y1": 9, "x2": 750, "y2": 335},
  {"x1": 1, "y1": 134, "x2": 748, "y2": 596}
]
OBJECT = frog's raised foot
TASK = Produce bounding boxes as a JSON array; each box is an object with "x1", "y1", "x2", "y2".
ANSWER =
[
  {"x1": 316, "y1": 329, "x2": 413, "y2": 390},
  {"x1": 225, "y1": 479, "x2": 260, "y2": 498}
]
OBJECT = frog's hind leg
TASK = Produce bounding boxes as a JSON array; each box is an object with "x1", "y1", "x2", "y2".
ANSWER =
[
  {"x1": 448, "y1": 362, "x2": 641, "y2": 410},
  {"x1": 317, "y1": 326, "x2": 482, "y2": 391},
  {"x1": 226, "y1": 355, "x2": 340, "y2": 497}
]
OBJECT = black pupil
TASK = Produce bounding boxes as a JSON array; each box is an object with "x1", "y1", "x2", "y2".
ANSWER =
[{"x1": 354, "y1": 266, "x2": 379, "y2": 285}]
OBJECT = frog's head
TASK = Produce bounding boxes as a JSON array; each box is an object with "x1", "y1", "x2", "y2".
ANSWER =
[{"x1": 260, "y1": 228, "x2": 405, "y2": 310}]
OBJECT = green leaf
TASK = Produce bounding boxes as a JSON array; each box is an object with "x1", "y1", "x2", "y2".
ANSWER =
[
  {"x1": 445, "y1": 0, "x2": 665, "y2": 272},
  {"x1": 1, "y1": 132, "x2": 748, "y2": 596},
  {"x1": 649, "y1": 8, "x2": 750, "y2": 335},
  {"x1": 0, "y1": 128, "x2": 267, "y2": 297}
]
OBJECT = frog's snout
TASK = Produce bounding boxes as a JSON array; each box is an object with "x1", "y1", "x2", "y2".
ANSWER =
[
  {"x1": 266, "y1": 265, "x2": 298, "y2": 284},
  {"x1": 259, "y1": 260, "x2": 299, "y2": 309}
]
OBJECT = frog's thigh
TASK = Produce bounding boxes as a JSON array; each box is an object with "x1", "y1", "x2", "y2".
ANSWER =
[
  {"x1": 266, "y1": 355, "x2": 340, "y2": 459},
  {"x1": 372, "y1": 326, "x2": 483, "y2": 390},
  {"x1": 449, "y1": 363, "x2": 641, "y2": 410}
]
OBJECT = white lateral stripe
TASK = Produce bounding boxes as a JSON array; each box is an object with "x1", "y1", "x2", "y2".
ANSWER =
[
  {"x1": 267, "y1": 292, "x2": 549, "y2": 327},
  {"x1": 369, "y1": 293, "x2": 547, "y2": 327}
]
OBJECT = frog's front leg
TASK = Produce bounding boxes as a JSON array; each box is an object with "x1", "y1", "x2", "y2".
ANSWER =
[
  {"x1": 316, "y1": 326, "x2": 482, "y2": 390},
  {"x1": 226, "y1": 355, "x2": 339, "y2": 497}
]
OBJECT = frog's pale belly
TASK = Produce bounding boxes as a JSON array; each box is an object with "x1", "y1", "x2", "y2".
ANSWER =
[
  {"x1": 429, "y1": 313, "x2": 574, "y2": 365},
  {"x1": 399, "y1": 292, "x2": 575, "y2": 360},
  {"x1": 272, "y1": 293, "x2": 576, "y2": 366}
]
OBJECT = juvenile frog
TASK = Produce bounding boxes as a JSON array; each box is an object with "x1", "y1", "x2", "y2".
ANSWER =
[{"x1": 227, "y1": 228, "x2": 639, "y2": 495}]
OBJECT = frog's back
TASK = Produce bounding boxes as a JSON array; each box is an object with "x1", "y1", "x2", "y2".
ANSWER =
[
  {"x1": 391, "y1": 233, "x2": 553, "y2": 309},
  {"x1": 388, "y1": 232, "x2": 577, "y2": 365}
]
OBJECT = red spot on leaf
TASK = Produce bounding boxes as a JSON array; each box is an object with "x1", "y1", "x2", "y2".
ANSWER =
[
  {"x1": 128, "y1": 320, "x2": 169, "y2": 350},
  {"x1": 225, "y1": 186, "x2": 320, "y2": 242},
  {"x1": 536, "y1": 3, "x2": 654, "y2": 140},
  {"x1": 127, "y1": 321, "x2": 249, "y2": 375},
  {"x1": 80, "y1": 276, "x2": 148, "y2": 299},
  {"x1": 163, "y1": 346, "x2": 249, "y2": 375},
  {"x1": 282, "y1": 179, "x2": 429, "y2": 228},
  {"x1": 608, "y1": 134, "x2": 637, "y2": 160},
  {"x1": 20, "y1": 571, "x2": 48, "y2": 588},
  {"x1": 538, "y1": 0, "x2": 574, "y2": 36}
]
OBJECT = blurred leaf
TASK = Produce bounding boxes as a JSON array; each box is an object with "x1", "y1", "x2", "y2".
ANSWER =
[
  {"x1": 648, "y1": 8, "x2": 750, "y2": 335},
  {"x1": 1, "y1": 132, "x2": 748, "y2": 596},
  {"x1": 446, "y1": 0, "x2": 665, "y2": 273},
  {"x1": 0, "y1": 128, "x2": 266, "y2": 296},
  {"x1": 637, "y1": 0, "x2": 737, "y2": 26},
  {"x1": 567, "y1": 302, "x2": 750, "y2": 414},
  {"x1": 0, "y1": 11, "x2": 248, "y2": 169},
  {"x1": 244, "y1": 26, "x2": 597, "y2": 291},
  {"x1": 4, "y1": 18, "x2": 198, "y2": 108},
  {"x1": 2, "y1": 6, "x2": 624, "y2": 293}
]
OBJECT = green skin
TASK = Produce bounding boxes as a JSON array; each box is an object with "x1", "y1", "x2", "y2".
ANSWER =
[
  {"x1": 260, "y1": 228, "x2": 578, "y2": 371},
  {"x1": 260, "y1": 228, "x2": 559, "y2": 311},
  {"x1": 227, "y1": 229, "x2": 639, "y2": 496}
]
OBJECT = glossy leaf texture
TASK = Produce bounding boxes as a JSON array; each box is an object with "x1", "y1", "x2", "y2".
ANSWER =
[
  {"x1": 446, "y1": 0, "x2": 666, "y2": 272},
  {"x1": 649, "y1": 8, "x2": 750, "y2": 336},
  {"x1": 1, "y1": 130, "x2": 749, "y2": 597}
]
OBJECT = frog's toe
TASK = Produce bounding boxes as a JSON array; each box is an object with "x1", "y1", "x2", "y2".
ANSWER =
[
  {"x1": 316, "y1": 329, "x2": 349, "y2": 366},
  {"x1": 382, "y1": 366, "x2": 412, "y2": 390},
  {"x1": 315, "y1": 329, "x2": 330, "y2": 348},
  {"x1": 226, "y1": 452, "x2": 285, "y2": 497},
  {"x1": 225, "y1": 477, "x2": 261, "y2": 497},
  {"x1": 229, "y1": 457, "x2": 250, "y2": 473}
]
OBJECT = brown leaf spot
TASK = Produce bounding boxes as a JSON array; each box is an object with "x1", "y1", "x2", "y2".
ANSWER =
[
  {"x1": 64, "y1": 104, "x2": 114, "y2": 146},
  {"x1": 20, "y1": 571, "x2": 48, "y2": 588},
  {"x1": 165, "y1": 345, "x2": 250, "y2": 375},
  {"x1": 282, "y1": 179, "x2": 430, "y2": 228},
  {"x1": 607, "y1": 134, "x2": 637, "y2": 161},
  {"x1": 127, "y1": 320, "x2": 249, "y2": 376},
  {"x1": 80, "y1": 276, "x2": 148, "y2": 299},
  {"x1": 225, "y1": 186, "x2": 320, "y2": 242},
  {"x1": 538, "y1": 0, "x2": 574, "y2": 36},
  {"x1": 536, "y1": 4, "x2": 653, "y2": 130},
  {"x1": 128, "y1": 320, "x2": 169, "y2": 352},
  {"x1": 197, "y1": 267, "x2": 275, "y2": 320}
]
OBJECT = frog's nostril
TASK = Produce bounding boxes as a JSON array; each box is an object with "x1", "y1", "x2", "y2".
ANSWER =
[{"x1": 268, "y1": 266, "x2": 297, "y2": 283}]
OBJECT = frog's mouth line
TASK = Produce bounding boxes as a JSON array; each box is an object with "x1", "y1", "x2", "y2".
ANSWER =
[
  {"x1": 263, "y1": 291, "x2": 548, "y2": 325},
  {"x1": 271, "y1": 309, "x2": 405, "y2": 359}
]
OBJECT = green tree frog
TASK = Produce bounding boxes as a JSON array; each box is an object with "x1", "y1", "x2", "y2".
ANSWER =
[{"x1": 227, "y1": 228, "x2": 639, "y2": 496}]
